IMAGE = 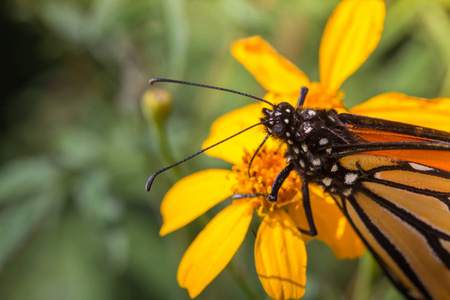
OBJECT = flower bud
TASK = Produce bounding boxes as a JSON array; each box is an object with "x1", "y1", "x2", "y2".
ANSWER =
[{"x1": 141, "y1": 88, "x2": 172, "y2": 126}]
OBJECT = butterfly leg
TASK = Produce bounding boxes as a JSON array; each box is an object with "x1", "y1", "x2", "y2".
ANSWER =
[
  {"x1": 268, "y1": 164, "x2": 317, "y2": 235},
  {"x1": 268, "y1": 163, "x2": 294, "y2": 202},
  {"x1": 233, "y1": 163, "x2": 294, "y2": 200},
  {"x1": 298, "y1": 176, "x2": 317, "y2": 236}
]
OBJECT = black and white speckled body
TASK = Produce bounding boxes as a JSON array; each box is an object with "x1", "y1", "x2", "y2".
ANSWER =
[{"x1": 261, "y1": 102, "x2": 361, "y2": 196}]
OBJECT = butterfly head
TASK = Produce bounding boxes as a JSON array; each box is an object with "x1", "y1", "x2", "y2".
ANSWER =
[{"x1": 261, "y1": 102, "x2": 298, "y2": 140}]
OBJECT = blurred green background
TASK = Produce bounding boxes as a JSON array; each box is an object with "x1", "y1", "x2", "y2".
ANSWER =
[{"x1": 1, "y1": 0, "x2": 450, "y2": 299}]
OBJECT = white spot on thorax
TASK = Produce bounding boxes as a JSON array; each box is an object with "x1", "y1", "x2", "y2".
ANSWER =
[
  {"x1": 322, "y1": 177, "x2": 332, "y2": 186},
  {"x1": 286, "y1": 109, "x2": 291, "y2": 113},
  {"x1": 299, "y1": 159, "x2": 305, "y2": 168},
  {"x1": 307, "y1": 110, "x2": 316, "y2": 117},
  {"x1": 275, "y1": 112, "x2": 282, "y2": 116},
  {"x1": 331, "y1": 164, "x2": 338, "y2": 172},
  {"x1": 319, "y1": 138, "x2": 328, "y2": 145},
  {"x1": 288, "y1": 140, "x2": 293, "y2": 144},
  {"x1": 344, "y1": 173, "x2": 358, "y2": 185},
  {"x1": 284, "y1": 119, "x2": 289, "y2": 124},
  {"x1": 293, "y1": 147, "x2": 300, "y2": 154},
  {"x1": 311, "y1": 158, "x2": 321, "y2": 166},
  {"x1": 326, "y1": 148, "x2": 332, "y2": 154},
  {"x1": 286, "y1": 132, "x2": 291, "y2": 137},
  {"x1": 343, "y1": 188, "x2": 352, "y2": 197},
  {"x1": 301, "y1": 143, "x2": 308, "y2": 152}
]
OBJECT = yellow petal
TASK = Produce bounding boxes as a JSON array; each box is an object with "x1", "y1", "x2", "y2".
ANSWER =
[
  {"x1": 255, "y1": 209, "x2": 306, "y2": 300},
  {"x1": 160, "y1": 169, "x2": 236, "y2": 235},
  {"x1": 351, "y1": 92, "x2": 450, "y2": 132},
  {"x1": 320, "y1": 0, "x2": 385, "y2": 93},
  {"x1": 289, "y1": 186, "x2": 366, "y2": 259},
  {"x1": 232, "y1": 36, "x2": 310, "y2": 93},
  {"x1": 177, "y1": 201, "x2": 254, "y2": 298},
  {"x1": 203, "y1": 103, "x2": 276, "y2": 164}
]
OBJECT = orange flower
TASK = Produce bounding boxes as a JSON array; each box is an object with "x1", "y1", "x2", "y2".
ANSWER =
[{"x1": 159, "y1": 0, "x2": 450, "y2": 299}]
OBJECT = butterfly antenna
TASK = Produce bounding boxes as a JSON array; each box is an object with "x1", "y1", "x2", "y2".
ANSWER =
[
  {"x1": 150, "y1": 78, "x2": 274, "y2": 107},
  {"x1": 145, "y1": 122, "x2": 264, "y2": 191},
  {"x1": 248, "y1": 134, "x2": 270, "y2": 177}
]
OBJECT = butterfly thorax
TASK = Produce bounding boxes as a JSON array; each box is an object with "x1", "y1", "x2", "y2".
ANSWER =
[{"x1": 261, "y1": 102, "x2": 361, "y2": 195}]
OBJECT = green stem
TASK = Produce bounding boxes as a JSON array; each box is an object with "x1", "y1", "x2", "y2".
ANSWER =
[
  {"x1": 163, "y1": 0, "x2": 188, "y2": 81},
  {"x1": 417, "y1": 2, "x2": 450, "y2": 96},
  {"x1": 351, "y1": 253, "x2": 374, "y2": 300},
  {"x1": 227, "y1": 260, "x2": 260, "y2": 300},
  {"x1": 156, "y1": 122, "x2": 182, "y2": 179}
]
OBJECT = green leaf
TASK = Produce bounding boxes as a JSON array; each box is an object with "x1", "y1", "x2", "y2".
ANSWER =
[
  {"x1": 0, "y1": 158, "x2": 60, "y2": 204},
  {"x1": 0, "y1": 211, "x2": 112, "y2": 300},
  {"x1": 0, "y1": 193, "x2": 58, "y2": 270}
]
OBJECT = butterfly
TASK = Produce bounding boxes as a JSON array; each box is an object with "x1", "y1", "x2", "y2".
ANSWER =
[{"x1": 146, "y1": 79, "x2": 450, "y2": 300}]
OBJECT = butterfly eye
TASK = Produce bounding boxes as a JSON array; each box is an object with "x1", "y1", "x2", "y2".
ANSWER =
[{"x1": 273, "y1": 123, "x2": 284, "y2": 135}]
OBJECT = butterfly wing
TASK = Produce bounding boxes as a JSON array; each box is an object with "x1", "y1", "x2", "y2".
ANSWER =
[
  {"x1": 329, "y1": 114, "x2": 450, "y2": 299},
  {"x1": 329, "y1": 155, "x2": 450, "y2": 299},
  {"x1": 339, "y1": 113, "x2": 450, "y2": 172}
]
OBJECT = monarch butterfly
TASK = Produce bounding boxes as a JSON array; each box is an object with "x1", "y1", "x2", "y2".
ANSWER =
[{"x1": 146, "y1": 78, "x2": 450, "y2": 300}]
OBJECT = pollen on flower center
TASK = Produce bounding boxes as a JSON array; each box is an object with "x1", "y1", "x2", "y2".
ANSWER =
[{"x1": 231, "y1": 146, "x2": 302, "y2": 210}]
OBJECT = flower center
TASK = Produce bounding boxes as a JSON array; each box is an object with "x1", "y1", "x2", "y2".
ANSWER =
[{"x1": 231, "y1": 145, "x2": 302, "y2": 210}]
